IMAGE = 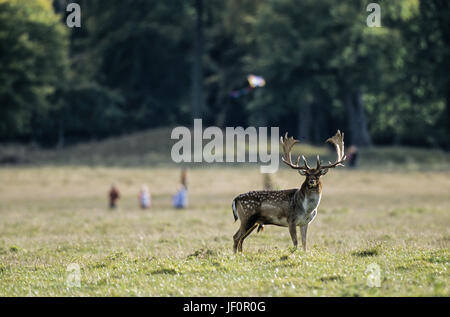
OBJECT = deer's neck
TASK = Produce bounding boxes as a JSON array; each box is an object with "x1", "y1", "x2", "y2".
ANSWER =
[{"x1": 296, "y1": 181, "x2": 322, "y2": 214}]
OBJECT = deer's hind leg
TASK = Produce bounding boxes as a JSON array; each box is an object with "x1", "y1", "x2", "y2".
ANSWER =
[
  {"x1": 233, "y1": 224, "x2": 248, "y2": 253},
  {"x1": 234, "y1": 213, "x2": 258, "y2": 253},
  {"x1": 233, "y1": 228, "x2": 243, "y2": 253},
  {"x1": 237, "y1": 223, "x2": 258, "y2": 252}
]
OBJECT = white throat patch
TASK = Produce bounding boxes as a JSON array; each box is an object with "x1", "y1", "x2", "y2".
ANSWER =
[{"x1": 302, "y1": 192, "x2": 321, "y2": 213}]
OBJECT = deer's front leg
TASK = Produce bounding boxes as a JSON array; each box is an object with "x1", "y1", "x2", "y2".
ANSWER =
[
  {"x1": 288, "y1": 222, "x2": 298, "y2": 249},
  {"x1": 300, "y1": 224, "x2": 308, "y2": 251}
]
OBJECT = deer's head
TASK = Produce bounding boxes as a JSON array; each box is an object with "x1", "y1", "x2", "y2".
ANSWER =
[{"x1": 280, "y1": 131, "x2": 346, "y2": 189}]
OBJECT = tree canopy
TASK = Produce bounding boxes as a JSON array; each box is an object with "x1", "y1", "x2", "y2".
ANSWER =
[
  {"x1": 0, "y1": 0, "x2": 68, "y2": 140},
  {"x1": 0, "y1": 0, "x2": 448, "y2": 148}
]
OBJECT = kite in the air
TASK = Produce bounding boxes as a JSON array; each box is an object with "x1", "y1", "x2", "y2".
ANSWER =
[{"x1": 229, "y1": 75, "x2": 266, "y2": 99}]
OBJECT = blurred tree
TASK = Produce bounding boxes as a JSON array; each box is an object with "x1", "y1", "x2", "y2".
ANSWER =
[
  {"x1": 245, "y1": 0, "x2": 449, "y2": 148},
  {"x1": 46, "y1": 0, "x2": 195, "y2": 144},
  {"x1": 47, "y1": 0, "x2": 127, "y2": 145},
  {"x1": 364, "y1": 0, "x2": 448, "y2": 147},
  {"x1": 192, "y1": 0, "x2": 204, "y2": 120},
  {"x1": 0, "y1": 0, "x2": 69, "y2": 141},
  {"x1": 202, "y1": 0, "x2": 260, "y2": 127},
  {"x1": 413, "y1": 0, "x2": 450, "y2": 148},
  {"x1": 248, "y1": 0, "x2": 374, "y2": 144},
  {"x1": 80, "y1": 0, "x2": 194, "y2": 132},
  {"x1": 0, "y1": 0, "x2": 448, "y2": 149}
]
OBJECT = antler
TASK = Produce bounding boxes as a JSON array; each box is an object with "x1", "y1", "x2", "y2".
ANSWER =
[
  {"x1": 280, "y1": 132, "x2": 311, "y2": 170},
  {"x1": 316, "y1": 130, "x2": 346, "y2": 170}
]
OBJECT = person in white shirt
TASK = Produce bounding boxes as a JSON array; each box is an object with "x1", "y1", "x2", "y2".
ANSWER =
[{"x1": 139, "y1": 184, "x2": 151, "y2": 209}]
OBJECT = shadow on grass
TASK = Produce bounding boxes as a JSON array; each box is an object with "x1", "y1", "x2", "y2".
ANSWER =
[
  {"x1": 351, "y1": 246, "x2": 380, "y2": 257},
  {"x1": 150, "y1": 268, "x2": 179, "y2": 275}
]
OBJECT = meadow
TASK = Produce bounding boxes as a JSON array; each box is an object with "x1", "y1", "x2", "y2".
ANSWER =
[{"x1": 0, "y1": 163, "x2": 449, "y2": 296}]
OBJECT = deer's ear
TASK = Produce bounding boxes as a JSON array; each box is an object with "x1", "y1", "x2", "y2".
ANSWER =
[
  {"x1": 298, "y1": 170, "x2": 307, "y2": 176},
  {"x1": 319, "y1": 169, "x2": 329, "y2": 176}
]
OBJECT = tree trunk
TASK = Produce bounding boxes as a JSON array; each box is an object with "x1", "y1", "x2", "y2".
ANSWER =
[
  {"x1": 345, "y1": 90, "x2": 371, "y2": 147},
  {"x1": 192, "y1": 0, "x2": 204, "y2": 120},
  {"x1": 445, "y1": 89, "x2": 450, "y2": 149},
  {"x1": 297, "y1": 103, "x2": 311, "y2": 142},
  {"x1": 53, "y1": 0, "x2": 66, "y2": 13},
  {"x1": 57, "y1": 118, "x2": 65, "y2": 149},
  {"x1": 312, "y1": 104, "x2": 324, "y2": 144},
  {"x1": 430, "y1": 0, "x2": 450, "y2": 148}
]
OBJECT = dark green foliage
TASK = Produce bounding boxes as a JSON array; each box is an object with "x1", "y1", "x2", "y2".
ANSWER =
[
  {"x1": 0, "y1": 0, "x2": 449, "y2": 148},
  {"x1": 0, "y1": 0, "x2": 69, "y2": 140},
  {"x1": 80, "y1": 0, "x2": 193, "y2": 129}
]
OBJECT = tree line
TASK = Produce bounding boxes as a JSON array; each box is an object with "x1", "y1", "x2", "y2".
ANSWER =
[{"x1": 0, "y1": 0, "x2": 449, "y2": 148}]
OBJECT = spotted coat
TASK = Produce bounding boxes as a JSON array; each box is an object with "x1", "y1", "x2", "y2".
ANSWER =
[{"x1": 232, "y1": 183, "x2": 322, "y2": 229}]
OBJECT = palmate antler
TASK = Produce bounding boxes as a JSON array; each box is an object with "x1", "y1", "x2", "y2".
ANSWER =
[
  {"x1": 280, "y1": 131, "x2": 346, "y2": 171},
  {"x1": 280, "y1": 132, "x2": 311, "y2": 170},
  {"x1": 316, "y1": 130, "x2": 346, "y2": 170}
]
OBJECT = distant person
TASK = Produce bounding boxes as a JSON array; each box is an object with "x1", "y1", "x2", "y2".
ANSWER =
[
  {"x1": 263, "y1": 173, "x2": 273, "y2": 190},
  {"x1": 109, "y1": 184, "x2": 120, "y2": 209},
  {"x1": 347, "y1": 145, "x2": 359, "y2": 168},
  {"x1": 139, "y1": 184, "x2": 151, "y2": 209},
  {"x1": 180, "y1": 168, "x2": 188, "y2": 189},
  {"x1": 173, "y1": 185, "x2": 188, "y2": 209}
]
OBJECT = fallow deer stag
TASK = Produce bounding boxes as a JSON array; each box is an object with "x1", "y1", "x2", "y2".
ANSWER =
[{"x1": 232, "y1": 130, "x2": 346, "y2": 253}]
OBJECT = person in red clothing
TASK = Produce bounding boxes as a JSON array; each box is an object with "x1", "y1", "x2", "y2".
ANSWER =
[{"x1": 109, "y1": 183, "x2": 120, "y2": 209}]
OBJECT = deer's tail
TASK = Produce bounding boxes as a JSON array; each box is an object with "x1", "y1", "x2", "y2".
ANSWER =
[{"x1": 232, "y1": 199, "x2": 238, "y2": 222}]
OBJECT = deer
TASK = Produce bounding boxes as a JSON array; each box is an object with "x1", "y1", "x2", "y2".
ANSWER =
[{"x1": 231, "y1": 130, "x2": 346, "y2": 253}]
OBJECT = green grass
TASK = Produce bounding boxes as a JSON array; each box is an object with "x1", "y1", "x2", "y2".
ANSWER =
[
  {"x1": 0, "y1": 167, "x2": 449, "y2": 296},
  {"x1": 1, "y1": 245, "x2": 447, "y2": 296}
]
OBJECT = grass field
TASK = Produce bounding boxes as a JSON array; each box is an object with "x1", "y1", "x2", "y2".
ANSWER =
[{"x1": 0, "y1": 165, "x2": 449, "y2": 296}]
